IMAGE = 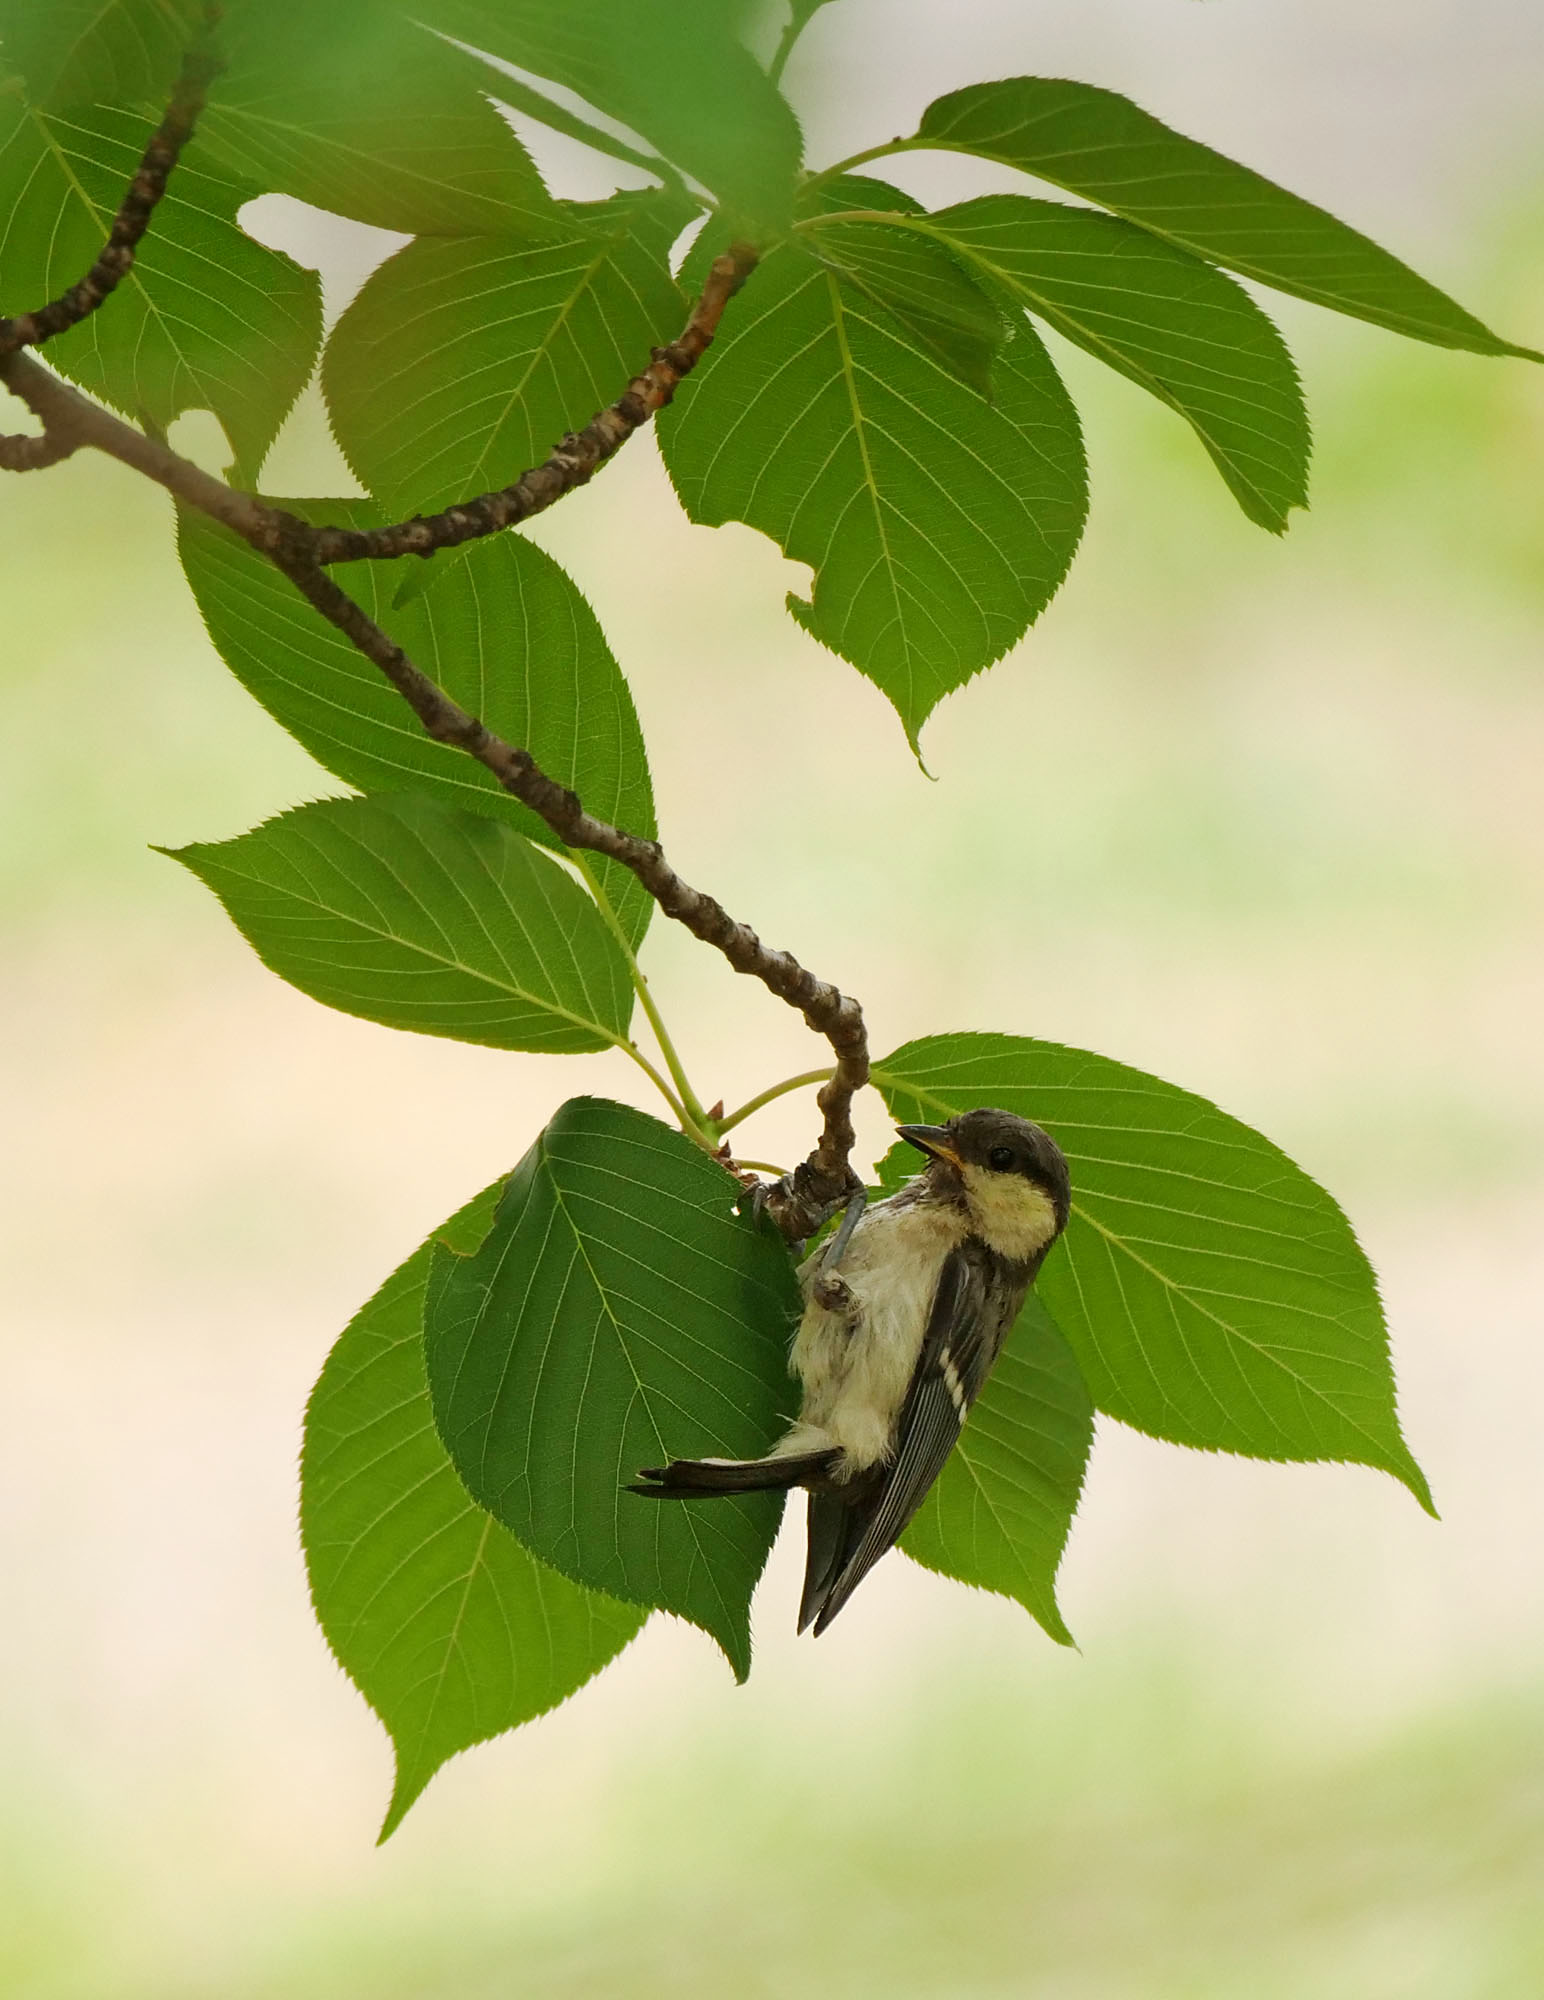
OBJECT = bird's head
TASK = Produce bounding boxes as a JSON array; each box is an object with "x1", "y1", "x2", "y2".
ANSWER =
[{"x1": 897, "y1": 1108, "x2": 1071, "y2": 1263}]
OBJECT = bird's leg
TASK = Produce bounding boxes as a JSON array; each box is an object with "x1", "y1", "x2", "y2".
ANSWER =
[{"x1": 810, "y1": 1189, "x2": 866, "y2": 1314}]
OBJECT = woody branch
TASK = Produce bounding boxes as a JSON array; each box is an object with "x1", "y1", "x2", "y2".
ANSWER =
[{"x1": 0, "y1": 44, "x2": 867, "y2": 1243}]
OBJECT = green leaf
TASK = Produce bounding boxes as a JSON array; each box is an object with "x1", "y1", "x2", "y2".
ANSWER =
[
  {"x1": 0, "y1": 0, "x2": 201, "y2": 108},
  {"x1": 425, "y1": 1097, "x2": 802, "y2": 1678},
  {"x1": 323, "y1": 190, "x2": 689, "y2": 522},
  {"x1": 176, "y1": 503, "x2": 657, "y2": 951},
  {"x1": 912, "y1": 77, "x2": 1539, "y2": 360},
  {"x1": 0, "y1": 93, "x2": 320, "y2": 482},
  {"x1": 191, "y1": 1, "x2": 568, "y2": 238},
  {"x1": 303, "y1": 1186, "x2": 646, "y2": 1841},
  {"x1": 901, "y1": 1293, "x2": 1092, "y2": 1644},
  {"x1": 873, "y1": 1033, "x2": 1432, "y2": 1509},
  {"x1": 658, "y1": 180, "x2": 1087, "y2": 752},
  {"x1": 920, "y1": 195, "x2": 1309, "y2": 532},
  {"x1": 803, "y1": 210, "x2": 1006, "y2": 400},
  {"x1": 165, "y1": 792, "x2": 636, "y2": 1055},
  {"x1": 416, "y1": 0, "x2": 803, "y2": 227}
]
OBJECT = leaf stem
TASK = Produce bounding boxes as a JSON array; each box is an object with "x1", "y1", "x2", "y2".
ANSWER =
[
  {"x1": 613, "y1": 1036, "x2": 695, "y2": 1133},
  {"x1": 802, "y1": 138, "x2": 922, "y2": 196},
  {"x1": 767, "y1": 11, "x2": 805, "y2": 89},
  {"x1": 573, "y1": 855, "x2": 715, "y2": 1143},
  {"x1": 718, "y1": 1066, "x2": 835, "y2": 1135}
]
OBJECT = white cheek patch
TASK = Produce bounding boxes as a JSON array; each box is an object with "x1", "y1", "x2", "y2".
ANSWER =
[{"x1": 959, "y1": 1166, "x2": 1060, "y2": 1261}]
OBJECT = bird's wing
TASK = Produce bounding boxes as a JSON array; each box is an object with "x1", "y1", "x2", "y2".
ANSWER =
[{"x1": 807, "y1": 1244, "x2": 1019, "y2": 1636}]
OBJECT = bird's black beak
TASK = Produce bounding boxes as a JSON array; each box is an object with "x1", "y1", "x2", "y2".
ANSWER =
[{"x1": 896, "y1": 1123, "x2": 964, "y2": 1170}]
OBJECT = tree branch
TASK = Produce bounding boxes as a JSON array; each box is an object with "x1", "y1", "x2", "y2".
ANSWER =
[
  {"x1": 270, "y1": 548, "x2": 868, "y2": 1237},
  {"x1": 271, "y1": 246, "x2": 758, "y2": 567},
  {"x1": 0, "y1": 428, "x2": 78, "y2": 470},
  {"x1": 0, "y1": 40, "x2": 866, "y2": 1242},
  {"x1": 0, "y1": 18, "x2": 222, "y2": 359}
]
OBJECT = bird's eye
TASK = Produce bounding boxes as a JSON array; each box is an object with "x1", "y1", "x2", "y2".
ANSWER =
[{"x1": 987, "y1": 1145, "x2": 1016, "y2": 1171}]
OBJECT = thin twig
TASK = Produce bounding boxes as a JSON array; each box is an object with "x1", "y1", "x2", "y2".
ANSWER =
[
  {"x1": 0, "y1": 429, "x2": 78, "y2": 470},
  {"x1": 0, "y1": 18, "x2": 223, "y2": 360},
  {"x1": 273, "y1": 248, "x2": 759, "y2": 567}
]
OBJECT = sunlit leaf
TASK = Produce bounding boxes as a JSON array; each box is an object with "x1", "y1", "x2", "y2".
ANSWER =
[
  {"x1": 417, "y1": 0, "x2": 803, "y2": 226},
  {"x1": 914, "y1": 195, "x2": 1310, "y2": 531},
  {"x1": 902, "y1": 1293, "x2": 1092, "y2": 1643},
  {"x1": 873, "y1": 1032, "x2": 1432, "y2": 1508},
  {"x1": 659, "y1": 179, "x2": 1087, "y2": 752},
  {"x1": 303, "y1": 1184, "x2": 646, "y2": 1841},
  {"x1": 166, "y1": 793, "x2": 636, "y2": 1054},
  {"x1": 426, "y1": 1097, "x2": 802, "y2": 1678},
  {"x1": 193, "y1": 0, "x2": 568, "y2": 237},
  {"x1": 804, "y1": 210, "x2": 1006, "y2": 399},
  {"x1": 324, "y1": 189, "x2": 689, "y2": 521},
  {"x1": 912, "y1": 77, "x2": 1538, "y2": 359},
  {"x1": 177, "y1": 503, "x2": 657, "y2": 951},
  {"x1": 0, "y1": 91, "x2": 320, "y2": 482},
  {"x1": 0, "y1": 0, "x2": 201, "y2": 108}
]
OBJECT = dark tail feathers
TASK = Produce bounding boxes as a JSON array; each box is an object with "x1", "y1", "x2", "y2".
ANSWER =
[{"x1": 630, "y1": 1448, "x2": 839, "y2": 1498}]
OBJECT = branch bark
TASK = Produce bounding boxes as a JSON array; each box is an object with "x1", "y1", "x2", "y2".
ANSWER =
[
  {"x1": 0, "y1": 22, "x2": 222, "y2": 359},
  {"x1": 0, "y1": 44, "x2": 868, "y2": 1242}
]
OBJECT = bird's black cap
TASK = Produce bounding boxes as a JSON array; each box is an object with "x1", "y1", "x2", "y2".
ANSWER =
[{"x1": 898, "y1": 1108, "x2": 1071, "y2": 1231}]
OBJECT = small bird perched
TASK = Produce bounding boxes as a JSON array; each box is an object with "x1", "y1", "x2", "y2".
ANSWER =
[{"x1": 632, "y1": 1109, "x2": 1071, "y2": 1634}]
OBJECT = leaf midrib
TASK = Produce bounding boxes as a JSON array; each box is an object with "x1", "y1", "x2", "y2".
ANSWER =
[{"x1": 218, "y1": 845, "x2": 623, "y2": 1048}]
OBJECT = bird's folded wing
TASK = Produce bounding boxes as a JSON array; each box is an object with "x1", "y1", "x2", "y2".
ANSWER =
[{"x1": 808, "y1": 1244, "x2": 1014, "y2": 1634}]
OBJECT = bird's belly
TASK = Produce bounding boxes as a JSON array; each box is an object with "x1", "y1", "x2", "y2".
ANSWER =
[{"x1": 790, "y1": 1203, "x2": 964, "y2": 1472}]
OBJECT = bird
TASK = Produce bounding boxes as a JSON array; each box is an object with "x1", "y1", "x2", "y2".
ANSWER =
[{"x1": 631, "y1": 1108, "x2": 1071, "y2": 1635}]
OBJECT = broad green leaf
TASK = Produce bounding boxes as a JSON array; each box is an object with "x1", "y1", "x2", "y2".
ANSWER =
[
  {"x1": 901, "y1": 1293, "x2": 1092, "y2": 1643},
  {"x1": 165, "y1": 793, "x2": 635, "y2": 1054},
  {"x1": 913, "y1": 195, "x2": 1309, "y2": 532},
  {"x1": 425, "y1": 1097, "x2": 802, "y2": 1678},
  {"x1": 0, "y1": 93, "x2": 320, "y2": 482},
  {"x1": 873, "y1": 1033, "x2": 1432, "y2": 1508},
  {"x1": 659, "y1": 180, "x2": 1087, "y2": 751},
  {"x1": 803, "y1": 211, "x2": 1005, "y2": 400},
  {"x1": 0, "y1": 0, "x2": 200, "y2": 108},
  {"x1": 912, "y1": 78, "x2": 1538, "y2": 360},
  {"x1": 177, "y1": 503, "x2": 657, "y2": 951},
  {"x1": 417, "y1": 0, "x2": 803, "y2": 227},
  {"x1": 191, "y1": 1, "x2": 568, "y2": 238},
  {"x1": 303, "y1": 1185, "x2": 646, "y2": 1841},
  {"x1": 323, "y1": 190, "x2": 689, "y2": 522}
]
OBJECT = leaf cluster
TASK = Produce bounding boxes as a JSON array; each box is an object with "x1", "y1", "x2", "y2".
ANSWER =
[{"x1": 1, "y1": 0, "x2": 1529, "y2": 1837}]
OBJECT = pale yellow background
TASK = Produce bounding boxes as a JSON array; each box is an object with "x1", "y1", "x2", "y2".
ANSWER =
[{"x1": 2, "y1": 2, "x2": 1542, "y2": 1993}]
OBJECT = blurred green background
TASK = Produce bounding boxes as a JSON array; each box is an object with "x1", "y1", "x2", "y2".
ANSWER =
[{"x1": 3, "y1": 2, "x2": 1542, "y2": 1994}]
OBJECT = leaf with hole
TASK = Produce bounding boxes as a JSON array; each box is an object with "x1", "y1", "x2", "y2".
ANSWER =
[
  {"x1": 911, "y1": 77, "x2": 1538, "y2": 359},
  {"x1": 425, "y1": 1097, "x2": 802, "y2": 1678},
  {"x1": 658, "y1": 178, "x2": 1087, "y2": 753},
  {"x1": 303, "y1": 1184, "x2": 646, "y2": 1841},
  {"x1": 191, "y1": 0, "x2": 568, "y2": 238},
  {"x1": 177, "y1": 504, "x2": 658, "y2": 951},
  {"x1": 165, "y1": 792, "x2": 636, "y2": 1055},
  {"x1": 901, "y1": 1292, "x2": 1092, "y2": 1642},
  {"x1": 873, "y1": 1032, "x2": 1432, "y2": 1508},
  {"x1": 417, "y1": 0, "x2": 803, "y2": 226},
  {"x1": 0, "y1": 91, "x2": 320, "y2": 482}
]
